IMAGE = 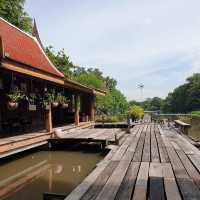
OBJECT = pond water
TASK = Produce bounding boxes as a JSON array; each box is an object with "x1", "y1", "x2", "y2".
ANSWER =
[
  {"x1": 171, "y1": 116, "x2": 200, "y2": 141},
  {"x1": 188, "y1": 118, "x2": 200, "y2": 141},
  {"x1": 0, "y1": 150, "x2": 103, "y2": 200}
]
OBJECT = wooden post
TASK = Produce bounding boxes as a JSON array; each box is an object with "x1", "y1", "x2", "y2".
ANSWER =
[
  {"x1": 0, "y1": 106, "x2": 2, "y2": 133},
  {"x1": 0, "y1": 36, "x2": 4, "y2": 58},
  {"x1": 90, "y1": 95, "x2": 95, "y2": 122},
  {"x1": 75, "y1": 95, "x2": 80, "y2": 126},
  {"x1": 46, "y1": 105, "x2": 53, "y2": 133}
]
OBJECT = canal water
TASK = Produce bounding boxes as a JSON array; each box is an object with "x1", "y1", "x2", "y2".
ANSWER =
[
  {"x1": 0, "y1": 150, "x2": 103, "y2": 200},
  {"x1": 188, "y1": 118, "x2": 200, "y2": 141}
]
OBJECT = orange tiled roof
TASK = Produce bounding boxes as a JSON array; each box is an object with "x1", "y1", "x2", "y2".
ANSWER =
[{"x1": 0, "y1": 18, "x2": 64, "y2": 78}]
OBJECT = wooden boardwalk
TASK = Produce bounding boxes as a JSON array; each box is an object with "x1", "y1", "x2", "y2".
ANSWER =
[{"x1": 65, "y1": 123, "x2": 200, "y2": 200}]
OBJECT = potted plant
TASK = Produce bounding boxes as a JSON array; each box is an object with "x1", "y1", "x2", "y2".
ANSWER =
[
  {"x1": 49, "y1": 90, "x2": 59, "y2": 108},
  {"x1": 7, "y1": 88, "x2": 25, "y2": 110},
  {"x1": 57, "y1": 93, "x2": 69, "y2": 109},
  {"x1": 42, "y1": 93, "x2": 51, "y2": 110},
  {"x1": 43, "y1": 98, "x2": 51, "y2": 110},
  {"x1": 27, "y1": 93, "x2": 37, "y2": 111},
  {"x1": 43, "y1": 89, "x2": 59, "y2": 109}
]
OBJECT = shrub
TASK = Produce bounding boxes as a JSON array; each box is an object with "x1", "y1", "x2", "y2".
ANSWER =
[
  {"x1": 96, "y1": 115, "x2": 126, "y2": 123},
  {"x1": 177, "y1": 115, "x2": 192, "y2": 123},
  {"x1": 129, "y1": 105, "x2": 144, "y2": 121},
  {"x1": 191, "y1": 111, "x2": 200, "y2": 117}
]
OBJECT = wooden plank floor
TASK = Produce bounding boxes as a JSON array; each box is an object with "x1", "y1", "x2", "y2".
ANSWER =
[
  {"x1": 0, "y1": 131, "x2": 51, "y2": 156},
  {"x1": 65, "y1": 123, "x2": 200, "y2": 200},
  {"x1": 54, "y1": 128, "x2": 125, "y2": 144}
]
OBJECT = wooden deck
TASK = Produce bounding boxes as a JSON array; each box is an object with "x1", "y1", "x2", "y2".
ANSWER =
[
  {"x1": 51, "y1": 128, "x2": 126, "y2": 145},
  {"x1": 65, "y1": 123, "x2": 200, "y2": 200},
  {"x1": 0, "y1": 122, "x2": 95, "y2": 158},
  {"x1": 0, "y1": 131, "x2": 51, "y2": 158}
]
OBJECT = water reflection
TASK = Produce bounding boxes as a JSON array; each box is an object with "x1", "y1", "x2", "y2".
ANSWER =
[{"x1": 0, "y1": 150, "x2": 103, "y2": 200}]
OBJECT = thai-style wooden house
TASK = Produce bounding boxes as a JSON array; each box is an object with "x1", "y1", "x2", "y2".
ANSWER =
[{"x1": 0, "y1": 17, "x2": 105, "y2": 156}]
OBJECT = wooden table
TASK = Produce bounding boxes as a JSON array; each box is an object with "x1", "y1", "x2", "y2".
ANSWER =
[{"x1": 174, "y1": 119, "x2": 191, "y2": 134}]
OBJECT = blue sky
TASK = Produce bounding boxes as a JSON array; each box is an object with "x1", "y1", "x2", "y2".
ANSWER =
[{"x1": 25, "y1": 0, "x2": 200, "y2": 101}]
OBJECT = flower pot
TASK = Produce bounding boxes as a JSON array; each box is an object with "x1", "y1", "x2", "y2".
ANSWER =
[
  {"x1": 52, "y1": 102, "x2": 59, "y2": 108},
  {"x1": 8, "y1": 102, "x2": 18, "y2": 110},
  {"x1": 45, "y1": 105, "x2": 50, "y2": 110},
  {"x1": 29, "y1": 104, "x2": 36, "y2": 111},
  {"x1": 82, "y1": 116, "x2": 86, "y2": 122},
  {"x1": 61, "y1": 103, "x2": 68, "y2": 109}
]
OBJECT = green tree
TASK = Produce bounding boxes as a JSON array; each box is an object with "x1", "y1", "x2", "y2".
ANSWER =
[
  {"x1": 185, "y1": 73, "x2": 200, "y2": 111},
  {"x1": 135, "y1": 97, "x2": 163, "y2": 111},
  {"x1": 74, "y1": 70, "x2": 106, "y2": 90},
  {"x1": 45, "y1": 46, "x2": 128, "y2": 115},
  {"x1": 96, "y1": 89, "x2": 128, "y2": 115},
  {"x1": 162, "y1": 93, "x2": 173, "y2": 113},
  {"x1": 105, "y1": 76, "x2": 117, "y2": 91},
  {"x1": 0, "y1": 0, "x2": 32, "y2": 32},
  {"x1": 161, "y1": 73, "x2": 200, "y2": 113},
  {"x1": 148, "y1": 97, "x2": 163, "y2": 111},
  {"x1": 45, "y1": 46, "x2": 74, "y2": 78},
  {"x1": 129, "y1": 100, "x2": 141, "y2": 107}
]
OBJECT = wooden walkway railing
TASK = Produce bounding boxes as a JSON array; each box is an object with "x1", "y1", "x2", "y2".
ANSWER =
[{"x1": 64, "y1": 123, "x2": 200, "y2": 200}]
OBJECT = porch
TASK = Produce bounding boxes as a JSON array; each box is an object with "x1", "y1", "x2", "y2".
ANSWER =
[
  {"x1": 0, "y1": 68, "x2": 97, "y2": 139},
  {"x1": 0, "y1": 121, "x2": 95, "y2": 158}
]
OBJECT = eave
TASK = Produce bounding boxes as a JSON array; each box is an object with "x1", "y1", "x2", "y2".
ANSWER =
[{"x1": 0, "y1": 58, "x2": 65, "y2": 85}]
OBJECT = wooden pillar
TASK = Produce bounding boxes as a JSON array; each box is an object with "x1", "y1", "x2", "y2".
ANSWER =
[
  {"x1": 0, "y1": 36, "x2": 4, "y2": 58},
  {"x1": 46, "y1": 105, "x2": 53, "y2": 133},
  {"x1": 90, "y1": 95, "x2": 95, "y2": 122},
  {"x1": 75, "y1": 95, "x2": 80, "y2": 126},
  {"x1": 0, "y1": 106, "x2": 2, "y2": 133}
]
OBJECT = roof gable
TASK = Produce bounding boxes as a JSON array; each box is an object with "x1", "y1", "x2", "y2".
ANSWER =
[{"x1": 0, "y1": 17, "x2": 64, "y2": 78}]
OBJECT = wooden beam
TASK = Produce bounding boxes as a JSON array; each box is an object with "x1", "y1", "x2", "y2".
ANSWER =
[
  {"x1": 92, "y1": 89, "x2": 106, "y2": 96},
  {"x1": 1, "y1": 59, "x2": 106, "y2": 96},
  {"x1": 1, "y1": 60, "x2": 64, "y2": 85}
]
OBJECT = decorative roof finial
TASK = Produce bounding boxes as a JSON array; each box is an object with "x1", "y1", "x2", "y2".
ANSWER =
[{"x1": 32, "y1": 18, "x2": 44, "y2": 49}]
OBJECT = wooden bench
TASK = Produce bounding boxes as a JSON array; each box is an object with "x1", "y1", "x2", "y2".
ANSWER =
[{"x1": 174, "y1": 120, "x2": 191, "y2": 134}]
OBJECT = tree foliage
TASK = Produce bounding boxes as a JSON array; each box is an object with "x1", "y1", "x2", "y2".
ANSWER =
[
  {"x1": 73, "y1": 67, "x2": 106, "y2": 90},
  {"x1": 142, "y1": 97, "x2": 163, "y2": 111},
  {"x1": 45, "y1": 46, "x2": 74, "y2": 78},
  {"x1": 0, "y1": 0, "x2": 32, "y2": 32},
  {"x1": 162, "y1": 73, "x2": 200, "y2": 113},
  {"x1": 129, "y1": 97, "x2": 163, "y2": 112},
  {"x1": 45, "y1": 46, "x2": 128, "y2": 115},
  {"x1": 97, "y1": 89, "x2": 128, "y2": 115}
]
